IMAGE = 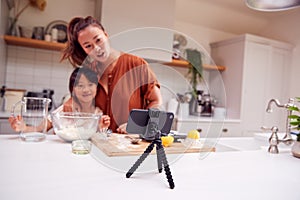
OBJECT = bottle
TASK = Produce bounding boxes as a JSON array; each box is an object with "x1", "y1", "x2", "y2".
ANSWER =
[{"x1": 51, "y1": 28, "x2": 58, "y2": 42}]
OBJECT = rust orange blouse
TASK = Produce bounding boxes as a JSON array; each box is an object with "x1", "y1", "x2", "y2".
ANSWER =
[{"x1": 93, "y1": 53, "x2": 160, "y2": 132}]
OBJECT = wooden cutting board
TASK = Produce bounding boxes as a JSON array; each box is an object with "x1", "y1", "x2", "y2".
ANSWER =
[{"x1": 91, "y1": 133, "x2": 215, "y2": 157}]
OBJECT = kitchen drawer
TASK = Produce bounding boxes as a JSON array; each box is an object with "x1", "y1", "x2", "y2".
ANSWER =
[
  {"x1": 219, "y1": 123, "x2": 242, "y2": 137},
  {"x1": 0, "y1": 118, "x2": 54, "y2": 135},
  {"x1": 0, "y1": 119, "x2": 16, "y2": 134},
  {"x1": 176, "y1": 119, "x2": 209, "y2": 135},
  {"x1": 176, "y1": 119, "x2": 242, "y2": 137}
]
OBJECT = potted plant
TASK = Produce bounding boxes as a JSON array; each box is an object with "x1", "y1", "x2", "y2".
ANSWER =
[
  {"x1": 184, "y1": 48, "x2": 203, "y2": 116},
  {"x1": 288, "y1": 97, "x2": 300, "y2": 158},
  {"x1": 6, "y1": 0, "x2": 47, "y2": 36},
  {"x1": 185, "y1": 48, "x2": 203, "y2": 96}
]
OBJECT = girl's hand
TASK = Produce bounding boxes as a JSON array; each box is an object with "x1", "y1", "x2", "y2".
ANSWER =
[
  {"x1": 100, "y1": 115, "x2": 110, "y2": 129},
  {"x1": 8, "y1": 115, "x2": 25, "y2": 132}
]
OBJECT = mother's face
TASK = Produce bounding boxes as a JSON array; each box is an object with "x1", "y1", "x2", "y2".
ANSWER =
[{"x1": 77, "y1": 25, "x2": 111, "y2": 63}]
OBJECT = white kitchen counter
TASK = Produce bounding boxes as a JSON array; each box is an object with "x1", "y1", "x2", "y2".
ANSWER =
[{"x1": 0, "y1": 134, "x2": 299, "y2": 200}]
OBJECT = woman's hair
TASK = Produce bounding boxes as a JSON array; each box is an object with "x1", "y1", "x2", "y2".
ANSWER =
[
  {"x1": 69, "y1": 67, "x2": 99, "y2": 108},
  {"x1": 61, "y1": 16, "x2": 106, "y2": 67}
]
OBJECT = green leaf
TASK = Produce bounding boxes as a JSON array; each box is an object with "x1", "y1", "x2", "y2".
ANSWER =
[
  {"x1": 290, "y1": 121, "x2": 300, "y2": 126},
  {"x1": 288, "y1": 115, "x2": 300, "y2": 119},
  {"x1": 288, "y1": 106, "x2": 299, "y2": 111},
  {"x1": 185, "y1": 48, "x2": 203, "y2": 93}
]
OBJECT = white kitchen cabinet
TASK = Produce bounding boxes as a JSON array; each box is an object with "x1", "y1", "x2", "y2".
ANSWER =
[
  {"x1": 210, "y1": 34, "x2": 293, "y2": 134},
  {"x1": 0, "y1": 119, "x2": 15, "y2": 135},
  {"x1": 175, "y1": 116, "x2": 241, "y2": 137}
]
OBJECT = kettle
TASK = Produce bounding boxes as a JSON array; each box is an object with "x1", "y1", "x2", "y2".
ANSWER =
[
  {"x1": 200, "y1": 94, "x2": 217, "y2": 117},
  {"x1": 25, "y1": 89, "x2": 55, "y2": 111},
  {"x1": 189, "y1": 90, "x2": 204, "y2": 116}
]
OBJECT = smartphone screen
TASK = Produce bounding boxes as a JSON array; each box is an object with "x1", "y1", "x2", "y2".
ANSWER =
[{"x1": 126, "y1": 109, "x2": 174, "y2": 136}]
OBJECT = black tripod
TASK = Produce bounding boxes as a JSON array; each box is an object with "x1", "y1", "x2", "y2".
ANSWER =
[{"x1": 125, "y1": 109, "x2": 175, "y2": 189}]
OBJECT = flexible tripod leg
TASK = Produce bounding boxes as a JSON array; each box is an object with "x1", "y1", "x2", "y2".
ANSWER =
[
  {"x1": 156, "y1": 141, "x2": 175, "y2": 189},
  {"x1": 156, "y1": 143, "x2": 163, "y2": 173},
  {"x1": 126, "y1": 141, "x2": 155, "y2": 178}
]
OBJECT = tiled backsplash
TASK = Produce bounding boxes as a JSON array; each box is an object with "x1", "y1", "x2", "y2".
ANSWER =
[
  {"x1": 5, "y1": 46, "x2": 190, "y2": 111},
  {"x1": 5, "y1": 46, "x2": 74, "y2": 108}
]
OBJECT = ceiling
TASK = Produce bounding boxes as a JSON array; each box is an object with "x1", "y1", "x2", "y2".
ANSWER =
[{"x1": 175, "y1": 0, "x2": 300, "y2": 35}]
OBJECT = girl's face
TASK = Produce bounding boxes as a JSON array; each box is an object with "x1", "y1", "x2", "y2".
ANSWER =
[
  {"x1": 78, "y1": 25, "x2": 111, "y2": 63},
  {"x1": 73, "y1": 74, "x2": 97, "y2": 104}
]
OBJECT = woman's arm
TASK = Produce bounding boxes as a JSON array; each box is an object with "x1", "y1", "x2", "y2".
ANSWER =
[
  {"x1": 146, "y1": 84, "x2": 163, "y2": 109},
  {"x1": 116, "y1": 85, "x2": 162, "y2": 134}
]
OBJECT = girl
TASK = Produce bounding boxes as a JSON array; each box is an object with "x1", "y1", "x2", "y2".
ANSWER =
[{"x1": 9, "y1": 67, "x2": 110, "y2": 133}]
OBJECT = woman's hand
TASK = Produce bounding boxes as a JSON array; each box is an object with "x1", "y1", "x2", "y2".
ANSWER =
[{"x1": 116, "y1": 123, "x2": 127, "y2": 134}]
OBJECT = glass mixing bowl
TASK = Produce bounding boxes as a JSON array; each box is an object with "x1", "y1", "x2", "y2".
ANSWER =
[{"x1": 51, "y1": 112, "x2": 101, "y2": 142}]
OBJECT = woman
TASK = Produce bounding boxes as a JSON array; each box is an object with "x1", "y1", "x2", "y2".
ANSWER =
[
  {"x1": 9, "y1": 67, "x2": 110, "y2": 133},
  {"x1": 61, "y1": 16, "x2": 163, "y2": 133}
]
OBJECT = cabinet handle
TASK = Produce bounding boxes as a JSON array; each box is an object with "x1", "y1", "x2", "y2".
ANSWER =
[{"x1": 222, "y1": 128, "x2": 228, "y2": 133}]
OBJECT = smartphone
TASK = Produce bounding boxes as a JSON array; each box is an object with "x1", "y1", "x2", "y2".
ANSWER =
[{"x1": 126, "y1": 109, "x2": 174, "y2": 137}]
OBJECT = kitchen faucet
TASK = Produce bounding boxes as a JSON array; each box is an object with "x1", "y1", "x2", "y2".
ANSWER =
[
  {"x1": 266, "y1": 99, "x2": 286, "y2": 112},
  {"x1": 262, "y1": 126, "x2": 294, "y2": 154},
  {"x1": 265, "y1": 98, "x2": 295, "y2": 145}
]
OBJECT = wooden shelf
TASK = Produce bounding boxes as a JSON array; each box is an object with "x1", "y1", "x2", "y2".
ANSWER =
[
  {"x1": 3, "y1": 35, "x2": 66, "y2": 51},
  {"x1": 3, "y1": 35, "x2": 226, "y2": 72},
  {"x1": 163, "y1": 59, "x2": 226, "y2": 71}
]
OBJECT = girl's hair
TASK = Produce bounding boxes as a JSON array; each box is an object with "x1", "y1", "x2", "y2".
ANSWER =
[
  {"x1": 69, "y1": 67, "x2": 99, "y2": 109},
  {"x1": 61, "y1": 16, "x2": 106, "y2": 67}
]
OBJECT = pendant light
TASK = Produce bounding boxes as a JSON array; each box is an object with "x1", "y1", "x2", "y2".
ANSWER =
[{"x1": 245, "y1": 0, "x2": 300, "y2": 11}]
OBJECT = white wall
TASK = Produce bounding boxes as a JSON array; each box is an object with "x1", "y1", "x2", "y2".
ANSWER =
[
  {"x1": 16, "y1": 0, "x2": 95, "y2": 28},
  {"x1": 173, "y1": 20, "x2": 236, "y2": 71},
  {"x1": 0, "y1": 0, "x2": 9, "y2": 85}
]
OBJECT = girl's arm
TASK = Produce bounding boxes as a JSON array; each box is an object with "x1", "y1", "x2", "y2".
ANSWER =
[{"x1": 8, "y1": 115, "x2": 52, "y2": 132}]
